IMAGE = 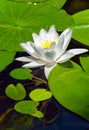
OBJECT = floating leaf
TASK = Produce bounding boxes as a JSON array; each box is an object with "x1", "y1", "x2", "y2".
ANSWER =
[
  {"x1": 0, "y1": 1, "x2": 74, "y2": 51},
  {"x1": 48, "y1": 60, "x2": 89, "y2": 121},
  {"x1": 0, "y1": 51, "x2": 15, "y2": 71},
  {"x1": 48, "y1": 0, "x2": 67, "y2": 9},
  {"x1": 9, "y1": 0, "x2": 66, "y2": 9},
  {"x1": 10, "y1": 68, "x2": 32, "y2": 80},
  {"x1": 80, "y1": 55, "x2": 89, "y2": 75},
  {"x1": 31, "y1": 110, "x2": 43, "y2": 118},
  {"x1": 9, "y1": 0, "x2": 48, "y2": 2},
  {"x1": 14, "y1": 100, "x2": 39, "y2": 114},
  {"x1": 71, "y1": 10, "x2": 89, "y2": 46},
  {"x1": 5, "y1": 83, "x2": 26, "y2": 100},
  {"x1": 29, "y1": 88, "x2": 52, "y2": 101}
]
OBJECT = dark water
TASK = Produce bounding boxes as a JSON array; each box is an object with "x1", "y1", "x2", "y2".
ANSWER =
[{"x1": 0, "y1": 39, "x2": 89, "y2": 130}]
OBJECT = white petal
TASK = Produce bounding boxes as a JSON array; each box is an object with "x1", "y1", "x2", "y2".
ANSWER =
[
  {"x1": 22, "y1": 60, "x2": 46, "y2": 68},
  {"x1": 32, "y1": 33, "x2": 42, "y2": 45},
  {"x1": 15, "y1": 56, "x2": 36, "y2": 62},
  {"x1": 48, "y1": 25, "x2": 57, "y2": 34},
  {"x1": 57, "y1": 52, "x2": 74, "y2": 63},
  {"x1": 21, "y1": 42, "x2": 34, "y2": 54},
  {"x1": 58, "y1": 28, "x2": 72, "y2": 54},
  {"x1": 20, "y1": 42, "x2": 39, "y2": 59},
  {"x1": 55, "y1": 34, "x2": 64, "y2": 57},
  {"x1": 48, "y1": 25, "x2": 58, "y2": 41},
  {"x1": 44, "y1": 64, "x2": 57, "y2": 79},
  {"x1": 39, "y1": 29, "x2": 47, "y2": 40},
  {"x1": 67, "y1": 48, "x2": 88, "y2": 55},
  {"x1": 43, "y1": 51, "x2": 56, "y2": 61}
]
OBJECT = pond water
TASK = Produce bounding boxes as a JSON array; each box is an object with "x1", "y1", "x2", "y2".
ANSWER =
[{"x1": 0, "y1": 40, "x2": 89, "y2": 130}]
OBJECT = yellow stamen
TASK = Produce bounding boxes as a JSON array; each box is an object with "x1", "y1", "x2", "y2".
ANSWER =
[{"x1": 41, "y1": 40, "x2": 52, "y2": 49}]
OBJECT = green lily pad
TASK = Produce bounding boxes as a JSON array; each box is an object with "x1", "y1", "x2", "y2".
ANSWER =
[
  {"x1": 71, "y1": 10, "x2": 89, "y2": 46},
  {"x1": 48, "y1": 0, "x2": 67, "y2": 9},
  {"x1": 9, "y1": 0, "x2": 66, "y2": 9},
  {"x1": 0, "y1": 1, "x2": 74, "y2": 51},
  {"x1": 10, "y1": 68, "x2": 32, "y2": 80},
  {"x1": 14, "y1": 100, "x2": 39, "y2": 114},
  {"x1": 29, "y1": 88, "x2": 52, "y2": 101},
  {"x1": 80, "y1": 55, "x2": 89, "y2": 75},
  {"x1": 48, "y1": 60, "x2": 89, "y2": 121},
  {"x1": 5, "y1": 83, "x2": 26, "y2": 100},
  {"x1": 9, "y1": 0, "x2": 48, "y2": 2},
  {"x1": 0, "y1": 51, "x2": 15, "y2": 71},
  {"x1": 31, "y1": 110, "x2": 43, "y2": 118}
]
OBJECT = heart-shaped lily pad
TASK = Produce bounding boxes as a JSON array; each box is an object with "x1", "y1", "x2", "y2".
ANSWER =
[
  {"x1": 5, "y1": 83, "x2": 26, "y2": 100},
  {"x1": 48, "y1": 60, "x2": 89, "y2": 121},
  {"x1": 29, "y1": 88, "x2": 52, "y2": 101},
  {"x1": 14, "y1": 100, "x2": 39, "y2": 114}
]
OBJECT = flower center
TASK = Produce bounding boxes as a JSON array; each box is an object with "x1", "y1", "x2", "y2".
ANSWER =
[{"x1": 40, "y1": 40, "x2": 52, "y2": 49}]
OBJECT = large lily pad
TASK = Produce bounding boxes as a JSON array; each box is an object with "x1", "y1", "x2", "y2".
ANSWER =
[
  {"x1": 80, "y1": 55, "x2": 89, "y2": 75},
  {"x1": 48, "y1": 60, "x2": 89, "y2": 121},
  {"x1": 71, "y1": 9, "x2": 89, "y2": 46},
  {"x1": 9, "y1": 0, "x2": 48, "y2": 2},
  {"x1": 0, "y1": 51, "x2": 15, "y2": 71},
  {"x1": 10, "y1": 0, "x2": 67, "y2": 9},
  {"x1": 0, "y1": 1, "x2": 74, "y2": 51}
]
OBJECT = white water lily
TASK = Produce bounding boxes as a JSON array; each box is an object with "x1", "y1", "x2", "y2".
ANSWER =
[{"x1": 16, "y1": 25, "x2": 88, "y2": 78}]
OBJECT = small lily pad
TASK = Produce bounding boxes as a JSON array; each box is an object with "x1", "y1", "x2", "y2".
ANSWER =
[
  {"x1": 31, "y1": 110, "x2": 43, "y2": 118},
  {"x1": 29, "y1": 88, "x2": 52, "y2": 101},
  {"x1": 14, "y1": 100, "x2": 39, "y2": 114},
  {"x1": 5, "y1": 83, "x2": 26, "y2": 100},
  {"x1": 10, "y1": 68, "x2": 32, "y2": 80}
]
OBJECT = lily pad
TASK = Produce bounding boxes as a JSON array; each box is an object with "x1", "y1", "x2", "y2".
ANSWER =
[
  {"x1": 71, "y1": 10, "x2": 89, "y2": 46},
  {"x1": 48, "y1": 0, "x2": 67, "y2": 9},
  {"x1": 48, "y1": 60, "x2": 89, "y2": 121},
  {"x1": 9, "y1": 0, "x2": 48, "y2": 2},
  {"x1": 14, "y1": 100, "x2": 39, "y2": 114},
  {"x1": 0, "y1": 51, "x2": 15, "y2": 71},
  {"x1": 31, "y1": 110, "x2": 43, "y2": 118},
  {"x1": 9, "y1": 0, "x2": 67, "y2": 9},
  {"x1": 5, "y1": 83, "x2": 26, "y2": 100},
  {"x1": 0, "y1": 1, "x2": 74, "y2": 51},
  {"x1": 29, "y1": 88, "x2": 52, "y2": 101},
  {"x1": 80, "y1": 55, "x2": 89, "y2": 75},
  {"x1": 10, "y1": 68, "x2": 32, "y2": 80}
]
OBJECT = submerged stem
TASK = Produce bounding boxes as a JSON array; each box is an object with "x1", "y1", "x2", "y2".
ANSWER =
[
  {"x1": 32, "y1": 75, "x2": 47, "y2": 84},
  {"x1": 0, "y1": 108, "x2": 14, "y2": 123}
]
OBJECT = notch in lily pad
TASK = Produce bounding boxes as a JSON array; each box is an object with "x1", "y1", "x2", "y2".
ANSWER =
[
  {"x1": 10, "y1": 68, "x2": 32, "y2": 80},
  {"x1": 5, "y1": 83, "x2": 26, "y2": 100},
  {"x1": 14, "y1": 100, "x2": 43, "y2": 118},
  {"x1": 29, "y1": 88, "x2": 52, "y2": 101}
]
